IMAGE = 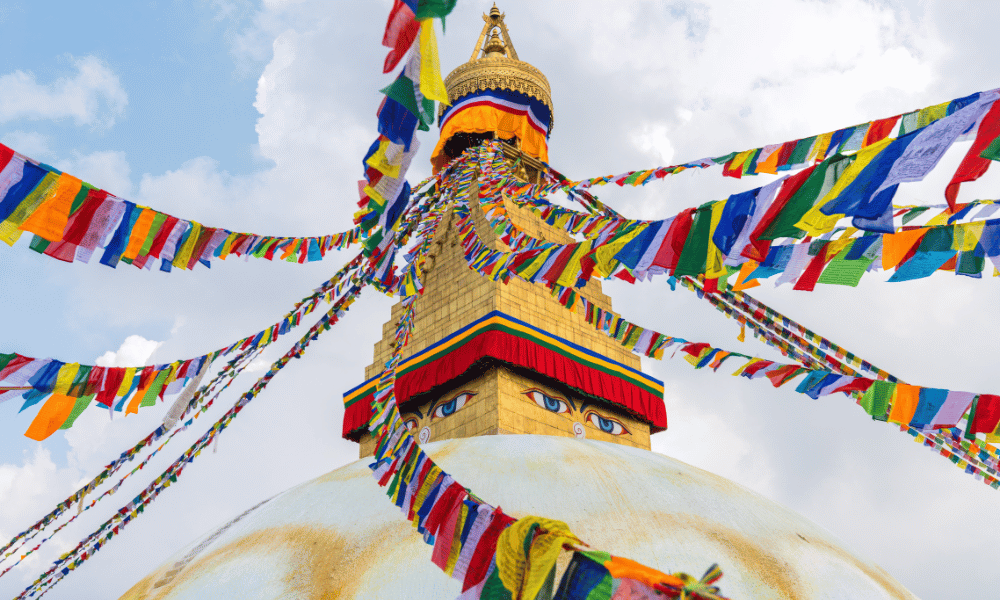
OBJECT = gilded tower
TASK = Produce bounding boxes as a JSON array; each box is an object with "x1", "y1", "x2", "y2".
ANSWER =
[{"x1": 343, "y1": 6, "x2": 667, "y2": 457}]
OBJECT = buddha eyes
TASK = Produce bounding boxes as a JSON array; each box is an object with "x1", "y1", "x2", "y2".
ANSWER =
[
  {"x1": 402, "y1": 418, "x2": 418, "y2": 431},
  {"x1": 432, "y1": 392, "x2": 475, "y2": 419},
  {"x1": 526, "y1": 390, "x2": 570, "y2": 415},
  {"x1": 585, "y1": 411, "x2": 629, "y2": 435}
]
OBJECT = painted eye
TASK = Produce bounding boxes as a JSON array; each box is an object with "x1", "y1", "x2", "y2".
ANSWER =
[
  {"x1": 526, "y1": 390, "x2": 570, "y2": 414},
  {"x1": 402, "y1": 418, "x2": 419, "y2": 431},
  {"x1": 432, "y1": 392, "x2": 474, "y2": 419},
  {"x1": 585, "y1": 411, "x2": 629, "y2": 435}
]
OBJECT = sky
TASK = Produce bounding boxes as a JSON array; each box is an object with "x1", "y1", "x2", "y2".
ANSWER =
[{"x1": 0, "y1": 0, "x2": 997, "y2": 598}]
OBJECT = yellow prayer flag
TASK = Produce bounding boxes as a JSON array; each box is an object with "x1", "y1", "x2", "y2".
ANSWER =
[
  {"x1": 52, "y1": 363, "x2": 81, "y2": 396},
  {"x1": 419, "y1": 20, "x2": 450, "y2": 105},
  {"x1": 917, "y1": 101, "x2": 949, "y2": 129},
  {"x1": 923, "y1": 209, "x2": 951, "y2": 227},
  {"x1": 172, "y1": 221, "x2": 202, "y2": 269},
  {"x1": 496, "y1": 517, "x2": 582, "y2": 600},
  {"x1": 796, "y1": 137, "x2": 894, "y2": 236},
  {"x1": 592, "y1": 226, "x2": 644, "y2": 276},
  {"x1": 365, "y1": 139, "x2": 404, "y2": 179},
  {"x1": 116, "y1": 367, "x2": 137, "y2": 399},
  {"x1": 0, "y1": 172, "x2": 61, "y2": 246},
  {"x1": 705, "y1": 201, "x2": 727, "y2": 279},
  {"x1": 953, "y1": 221, "x2": 985, "y2": 252},
  {"x1": 555, "y1": 240, "x2": 593, "y2": 288},
  {"x1": 807, "y1": 132, "x2": 833, "y2": 164}
]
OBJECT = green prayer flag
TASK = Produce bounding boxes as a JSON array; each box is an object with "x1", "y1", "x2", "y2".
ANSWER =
[
  {"x1": 140, "y1": 369, "x2": 171, "y2": 408},
  {"x1": 964, "y1": 395, "x2": 980, "y2": 440},
  {"x1": 673, "y1": 203, "x2": 713, "y2": 277},
  {"x1": 980, "y1": 136, "x2": 1000, "y2": 162},
  {"x1": 67, "y1": 365, "x2": 92, "y2": 397},
  {"x1": 787, "y1": 135, "x2": 817, "y2": 166},
  {"x1": 744, "y1": 147, "x2": 763, "y2": 175},
  {"x1": 480, "y1": 562, "x2": 514, "y2": 600},
  {"x1": 901, "y1": 206, "x2": 930, "y2": 225},
  {"x1": 68, "y1": 184, "x2": 93, "y2": 215},
  {"x1": 861, "y1": 380, "x2": 894, "y2": 421},
  {"x1": 60, "y1": 395, "x2": 94, "y2": 430},
  {"x1": 712, "y1": 152, "x2": 737, "y2": 165},
  {"x1": 380, "y1": 74, "x2": 421, "y2": 121},
  {"x1": 415, "y1": 0, "x2": 457, "y2": 24},
  {"x1": 623, "y1": 171, "x2": 644, "y2": 185},
  {"x1": 956, "y1": 250, "x2": 985, "y2": 276},
  {"x1": 762, "y1": 153, "x2": 854, "y2": 240},
  {"x1": 29, "y1": 234, "x2": 50, "y2": 254},
  {"x1": 138, "y1": 212, "x2": 169, "y2": 257},
  {"x1": 816, "y1": 255, "x2": 873, "y2": 287},
  {"x1": 918, "y1": 226, "x2": 954, "y2": 252}
]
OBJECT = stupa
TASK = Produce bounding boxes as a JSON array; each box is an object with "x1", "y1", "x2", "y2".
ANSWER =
[{"x1": 120, "y1": 7, "x2": 918, "y2": 600}]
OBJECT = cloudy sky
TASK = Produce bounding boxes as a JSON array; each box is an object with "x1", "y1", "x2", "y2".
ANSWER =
[{"x1": 0, "y1": 0, "x2": 997, "y2": 598}]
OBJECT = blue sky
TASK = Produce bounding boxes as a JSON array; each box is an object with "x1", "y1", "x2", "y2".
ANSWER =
[
  {"x1": 0, "y1": 0, "x2": 260, "y2": 176},
  {"x1": 0, "y1": 1, "x2": 998, "y2": 599}
]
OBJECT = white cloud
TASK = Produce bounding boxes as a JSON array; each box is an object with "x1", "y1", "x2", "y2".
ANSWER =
[
  {"x1": 57, "y1": 150, "x2": 133, "y2": 198},
  {"x1": 0, "y1": 131, "x2": 52, "y2": 160},
  {"x1": 95, "y1": 335, "x2": 163, "y2": 368},
  {"x1": 0, "y1": 55, "x2": 127, "y2": 128},
  {"x1": 631, "y1": 122, "x2": 676, "y2": 166}
]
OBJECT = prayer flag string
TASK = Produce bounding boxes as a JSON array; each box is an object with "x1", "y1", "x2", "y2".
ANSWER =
[
  {"x1": 452, "y1": 145, "x2": 1000, "y2": 488},
  {"x1": 15, "y1": 277, "x2": 370, "y2": 599},
  {"x1": 562, "y1": 88, "x2": 1000, "y2": 206},
  {"x1": 2, "y1": 252, "x2": 368, "y2": 439}
]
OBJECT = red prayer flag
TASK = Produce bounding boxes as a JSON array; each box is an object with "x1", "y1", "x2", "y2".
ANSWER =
[
  {"x1": 742, "y1": 164, "x2": 817, "y2": 261},
  {"x1": 793, "y1": 242, "x2": 830, "y2": 291},
  {"x1": 863, "y1": 116, "x2": 899, "y2": 147},
  {"x1": 650, "y1": 207, "x2": 695, "y2": 271},
  {"x1": 382, "y1": 0, "x2": 420, "y2": 73},
  {"x1": 944, "y1": 101, "x2": 1000, "y2": 210},
  {"x1": 969, "y1": 394, "x2": 1000, "y2": 436}
]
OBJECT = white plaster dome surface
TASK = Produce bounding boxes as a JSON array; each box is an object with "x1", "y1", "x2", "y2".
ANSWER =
[{"x1": 120, "y1": 435, "x2": 917, "y2": 600}]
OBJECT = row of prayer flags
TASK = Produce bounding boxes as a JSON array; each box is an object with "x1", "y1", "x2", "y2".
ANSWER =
[
  {"x1": 15, "y1": 278, "x2": 367, "y2": 598},
  {"x1": 477, "y1": 140, "x2": 1000, "y2": 293},
  {"x1": 566, "y1": 88, "x2": 1000, "y2": 215},
  {"x1": 4, "y1": 252, "x2": 367, "y2": 440},
  {"x1": 353, "y1": 0, "x2": 455, "y2": 291},
  {"x1": 0, "y1": 144, "x2": 361, "y2": 271},
  {"x1": 449, "y1": 147, "x2": 1000, "y2": 487}
]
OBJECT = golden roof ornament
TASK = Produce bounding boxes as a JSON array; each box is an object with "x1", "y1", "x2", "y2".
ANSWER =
[{"x1": 440, "y1": 3, "x2": 553, "y2": 131}]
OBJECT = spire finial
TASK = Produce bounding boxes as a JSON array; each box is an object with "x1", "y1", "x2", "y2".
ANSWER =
[{"x1": 470, "y1": 4, "x2": 519, "y2": 61}]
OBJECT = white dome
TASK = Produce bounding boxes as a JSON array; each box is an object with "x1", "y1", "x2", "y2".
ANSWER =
[{"x1": 121, "y1": 435, "x2": 917, "y2": 600}]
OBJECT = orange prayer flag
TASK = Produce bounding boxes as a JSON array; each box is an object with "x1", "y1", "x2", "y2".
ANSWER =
[
  {"x1": 126, "y1": 384, "x2": 151, "y2": 415},
  {"x1": 731, "y1": 260, "x2": 761, "y2": 291},
  {"x1": 881, "y1": 229, "x2": 927, "y2": 270},
  {"x1": 18, "y1": 174, "x2": 83, "y2": 242},
  {"x1": 604, "y1": 555, "x2": 686, "y2": 589},
  {"x1": 24, "y1": 394, "x2": 76, "y2": 440},
  {"x1": 887, "y1": 383, "x2": 920, "y2": 425},
  {"x1": 755, "y1": 147, "x2": 782, "y2": 175},
  {"x1": 122, "y1": 209, "x2": 157, "y2": 260}
]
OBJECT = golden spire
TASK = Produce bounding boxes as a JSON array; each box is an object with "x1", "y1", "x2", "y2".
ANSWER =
[{"x1": 442, "y1": 4, "x2": 552, "y2": 130}]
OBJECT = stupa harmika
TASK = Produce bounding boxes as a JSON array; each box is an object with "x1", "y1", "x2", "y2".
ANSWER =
[{"x1": 121, "y1": 8, "x2": 918, "y2": 599}]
